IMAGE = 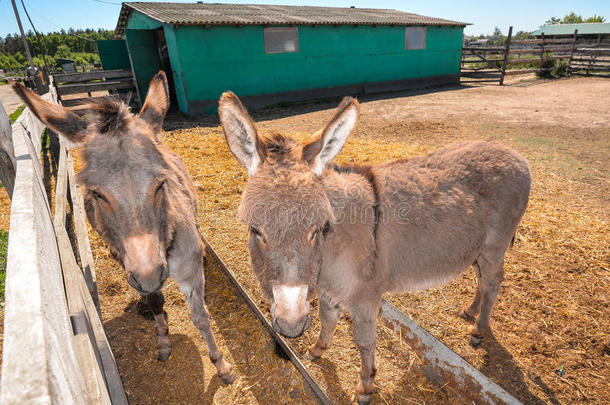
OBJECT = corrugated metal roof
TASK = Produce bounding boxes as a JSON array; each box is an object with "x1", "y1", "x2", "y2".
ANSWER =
[
  {"x1": 532, "y1": 23, "x2": 610, "y2": 36},
  {"x1": 115, "y1": 2, "x2": 468, "y2": 36}
]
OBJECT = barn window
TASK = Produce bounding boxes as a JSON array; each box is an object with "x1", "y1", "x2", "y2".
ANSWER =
[
  {"x1": 264, "y1": 27, "x2": 299, "y2": 54},
  {"x1": 405, "y1": 26, "x2": 427, "y2": 50}
]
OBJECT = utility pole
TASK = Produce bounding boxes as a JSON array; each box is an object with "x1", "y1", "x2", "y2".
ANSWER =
[{"x1": 10, "y1": 0, "x2": 34, "y2": 68}]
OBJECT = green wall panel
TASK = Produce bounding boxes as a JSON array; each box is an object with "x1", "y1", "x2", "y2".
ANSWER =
[
  {"x1": 126, "y1": 12, "x2": 163, "y2": 31},
  {"x1": 97, "y1": 40, "x2": 131, "y2": 70},
  {"x1": 173, "y1": 24, "x2": 463, "y2": 111}
]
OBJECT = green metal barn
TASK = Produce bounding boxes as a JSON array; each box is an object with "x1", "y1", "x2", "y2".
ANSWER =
[{"x1": 104, "y1": 2, "x2": 467, "y2": 114}]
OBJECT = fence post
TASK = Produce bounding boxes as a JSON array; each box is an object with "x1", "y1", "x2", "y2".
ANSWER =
[
  {"x1": 568, "y1": 29, "x2": 579, "y2": 75},
  {"x1": 499, "y1": 26, "x2": 513, "y2": 85},
  {"x1": 539, "y1": 32, "x2": 546, "y2": 76},
  {"x1": 0, "y1": 103, "x2": 15, "y2": 198}
]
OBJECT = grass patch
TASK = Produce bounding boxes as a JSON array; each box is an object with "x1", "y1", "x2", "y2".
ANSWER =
[
  {"x1": 9, "y1": 105, "x2": 25, "y2": 124},
  {"x1": 0, "y1": 230, "x2": 8, "y2": 303}
]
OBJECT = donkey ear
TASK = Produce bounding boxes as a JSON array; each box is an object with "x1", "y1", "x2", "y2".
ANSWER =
[
  {"x1": 11, "y1": 81, "x2": 89, "y2": 147},
  {"x1": 303, "y1": 96, "x2": 359, "y2": 176},
  {"x1": 138, "y1": 71, "x2": 170, "y2": 133},
  {"x1": 218, "y1": 91, "x2": 262, "y2": 175}
]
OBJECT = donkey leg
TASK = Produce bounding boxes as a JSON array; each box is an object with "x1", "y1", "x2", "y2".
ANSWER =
[
  {"x1": 305, "y1": 294, "x2": 341, "y2": 360},
  {"x1": 143, "y1": 290, "x2": 172, "y2": 361},
  {"x1": 183, "y1": 280, "x2": 235, "y2": 384},
  {"x1": 351, "y1": 307, "x2": 379, "y2": 405},
  {"x1": 458, "y1": 262, "x2": 482, "y2": 321},
  {"x1": 470, "y1": 256, "x2": 504, "y2": 347}
]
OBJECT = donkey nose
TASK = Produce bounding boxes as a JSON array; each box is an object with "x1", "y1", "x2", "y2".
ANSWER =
[
  {"x1": 272, "y1": 314, "x2": 312, "y2": 338},
  {"x1": 127, "y1": 265, "x2": 167, "y2": 293}
]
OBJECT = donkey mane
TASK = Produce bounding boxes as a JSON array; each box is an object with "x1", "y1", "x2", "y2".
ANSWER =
[
  {"x1": 259, "y1": 131, "x2": 300, "y2": 162},
  {"x1": 331, "y1": 163, "x2": 382, "y2": 243},
  {"x1": 88, "y1": 98, "x2": 132, "y2": 135}
]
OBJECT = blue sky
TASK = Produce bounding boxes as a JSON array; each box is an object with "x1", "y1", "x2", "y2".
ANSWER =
[{"x1": 1, "y1": 0, "x2": 608, "y2": 38}]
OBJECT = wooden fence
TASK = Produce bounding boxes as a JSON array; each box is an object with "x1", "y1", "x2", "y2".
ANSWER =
[
  {"x1": 0, "y1": 85, "x2": 127, "y2": 404},
  {"x1": 53, "y1": 69, "x2": 138, "y2": 114},
  {"x1": 461, "y1": 27, "x2": 610, "y2": 84}
]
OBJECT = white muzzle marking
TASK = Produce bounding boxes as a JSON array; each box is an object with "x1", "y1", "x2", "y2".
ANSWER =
[{"x1": 272, "y1": 285, "x2": 309, "y2": 323}]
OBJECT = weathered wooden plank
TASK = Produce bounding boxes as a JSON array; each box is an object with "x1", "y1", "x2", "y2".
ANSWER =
[
  {"x1": 53, "y1": 146, "x2": 68, "y2": 227},
  {"x1": 461, "y1": 71, "x2": 502, "y2": 78},
  {"x1": 507, "y1": 56, "x2": 564, "y2": 64},
  {"x1": 55, "y1": 225, "x2": 112, "y2": 405},
  {"x1": 511, "y1": 38, "x2": 574, "y2": 45},
  {"x1": 461, "y1": 58, "x2": 505, "y2": 64},
  {"x1": 57, "y1": 79, "x2": 135, "y2": 96},
  {"x1": 570, "y1": 66, "x2": 610, "y2": 72},
  {"x1": 0, "y1": 103, "x2": 15, "y2": 198},
  {"x1": 53, "y1": 69, "x2": 133, "y2": 84},
  {"x1": 61, "y1": 95, "x2": 123, "y2": 107},
  {"x1": 500, "y1": 26, "x2": 513, "y2": 85},
  {"x1": 67, "y1": 151, "x2": 100, "y2": 313},
  {"x1": 504, "y1": 68, "x2": 551, "y2": 76}
]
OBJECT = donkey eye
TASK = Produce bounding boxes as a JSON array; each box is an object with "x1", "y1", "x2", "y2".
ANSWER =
[
  {"x1": 322, "y1": 221, "x2": 331, "y2": 236},
  {"x1": 90, "y1": 189, "x2": 109, "y2": 204},
  {"x1": 154, "y1": 180, "x2": 166, "y2": 196},
  {"x1": 249, "y1": 226, "x2": 267, "y2": 244}
]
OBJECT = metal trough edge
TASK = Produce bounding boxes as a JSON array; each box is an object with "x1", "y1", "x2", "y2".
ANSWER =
[{"x1": 380, "y1": 299, "x2": 522, "y2": 405}]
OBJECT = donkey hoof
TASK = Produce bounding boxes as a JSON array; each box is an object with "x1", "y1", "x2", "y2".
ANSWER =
[
  {"x1": 469, "y1": 334, "x2": 484, "y2": 347},
  {"x1": 157, "y1": 349, "x2": 171, "y2": 361},
  {"x1": 304, "y1": 348, "x2": 321, "y2": 361},
  {"x1": 219, "y1": 369, "x2": 236, "y2": 385},
  {"x1": 353, "y1": 393, "x2": 371, "y2": 405},
  {"x1": 457, "y1": 309, "x2": 475, "y2": 322}
]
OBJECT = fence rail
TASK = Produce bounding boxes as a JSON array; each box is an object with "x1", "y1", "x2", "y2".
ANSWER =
[
  {"x1": 54, "y1": 69, "x2": 138, "y2": 114},
  {"x1": 0, "y1": 86, "x2": 127, "y2": 404},
  {"x1": 461, "y1": 27, "x2": 610, "y2": 84}
]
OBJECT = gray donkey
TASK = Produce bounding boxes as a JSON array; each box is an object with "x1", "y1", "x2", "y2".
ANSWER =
[
  {"x1": 219, "y1": 92, "x2": 530, "y2": 403},
  {"x1": 12, "y1": 72, "x2": 235, "y2": 384}
]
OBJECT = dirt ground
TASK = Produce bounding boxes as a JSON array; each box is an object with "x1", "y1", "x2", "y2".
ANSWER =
[
  {"x1": 0, "y1": 76, "x2": 608, "y2": 404},
  {"x1": 0, "y1": 84, "x2": 23, "y2": 116}
]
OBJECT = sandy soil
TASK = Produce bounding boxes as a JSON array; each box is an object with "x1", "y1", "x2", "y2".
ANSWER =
[
  {"x1": 0, "y1": 85, "x2": 23, "y2": 116},
  {"x1": 0, "y1": 76, "x2": 608, "y2": 404}
]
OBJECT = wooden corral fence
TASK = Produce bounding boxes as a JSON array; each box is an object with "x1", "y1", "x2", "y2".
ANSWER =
[
  {"x1": 461, "y1": 27, "x2": 610, "y2": 84},
  {"x1": 0, "y1": 84, "x2": 128, "y2": 404},
  {"x1": 53, "y1": 69, "x2": 138, "y2": 114}
]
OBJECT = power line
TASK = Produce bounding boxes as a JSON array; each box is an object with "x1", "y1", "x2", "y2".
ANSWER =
[
  {"x1": 24, "y1": 7, "x2": 97, "y2": 42},
  {"x1": 90, "y1": 0, "x2": 121, "y2": 5},
  {"x1": 20, "y1": 0, "x2": 50, "y2": 68}
]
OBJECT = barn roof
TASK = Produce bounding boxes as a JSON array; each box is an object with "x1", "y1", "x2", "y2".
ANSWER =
[
  {"x1": 115, "y1": 2, "x2": 468, "y2": 36},
  {"x1": 532, "y1": 23, "x2": 610, "y2": 36}
]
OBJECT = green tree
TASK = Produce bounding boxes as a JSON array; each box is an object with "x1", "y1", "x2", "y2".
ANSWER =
[
  {"x1": 545, "y1": 17, "x2": 561, "y2": 25},
  {"x1": 55, "y1": 44, "x2": 71, "y2": 58},
  {"x1": 544, "y1": 12, "x2": 606, "y2": 26},
  {"x1": 584, "y1": 15, "x2": 606, "y2": 23},
  {"x1": 562, "y1": 12, "x2": 584, "y2": 24}
]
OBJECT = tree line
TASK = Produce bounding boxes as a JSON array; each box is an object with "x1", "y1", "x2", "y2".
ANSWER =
[
  {"x1": 467, "y1": 12, "x2": 606, "y2": 45},
  {"x1": 0, "y1": 28, "x2": 114, "y2": 74}
]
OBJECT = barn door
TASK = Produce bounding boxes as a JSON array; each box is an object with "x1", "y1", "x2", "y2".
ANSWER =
[{"x1": 124, "y1": 29, "x2": 162, "y2": 103}]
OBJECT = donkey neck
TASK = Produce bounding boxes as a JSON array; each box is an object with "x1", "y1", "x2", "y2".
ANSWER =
[{"x1": 328, "y1": 163, "x2": 381, "y2": 239}]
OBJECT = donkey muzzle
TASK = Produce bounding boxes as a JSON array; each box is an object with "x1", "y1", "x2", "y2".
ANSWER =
[
  {"x1": 124, "y1": 233, "x2": 168, "y2": 293},
  {"x1": 271, "y1": 285, "x2": 311, "y2": 338},
  {"x1": 127, "y1": 265, "x2": 168, "y2": 293}
]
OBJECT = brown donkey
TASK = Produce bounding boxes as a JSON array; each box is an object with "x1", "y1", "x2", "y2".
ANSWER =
[
  {"x1": 12, "y1": 72, "x2": 235, "y2": 384},
  {"x1": 219, "y1": 92, "x2": 530, "y2": 403}
]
